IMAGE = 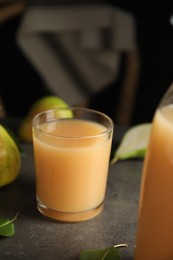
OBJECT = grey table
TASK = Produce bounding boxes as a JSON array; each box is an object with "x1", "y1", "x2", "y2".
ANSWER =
[{"x1": 0, "y1": 122, "x2": 143, "y2": 260}]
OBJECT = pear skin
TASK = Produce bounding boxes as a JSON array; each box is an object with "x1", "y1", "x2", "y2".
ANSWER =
[
  {"x1": 0, "y1": 125, "x2": 21, "y2": 187},
  {"x1": 18, "y1": 96, "x2": 69, "y2": 142}
]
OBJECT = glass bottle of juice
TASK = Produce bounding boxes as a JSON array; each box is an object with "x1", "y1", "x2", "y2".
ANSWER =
[{"x1": 134, "y1": 83, "x2": 173, "y2": 260}]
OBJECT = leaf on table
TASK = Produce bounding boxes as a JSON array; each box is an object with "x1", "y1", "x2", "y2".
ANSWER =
[
  {"x1": 0, "y1": 213, "x2": 18, "y2": 237},
  {"x1": 79, "y1": 246, "x2": 121, "y2": 260},
  {"x1": 79, "y1": 244, "x2": 128, "y2": 260},
  {"x1": 111, "y1": 123, "x2": 152, "y2": 164}
]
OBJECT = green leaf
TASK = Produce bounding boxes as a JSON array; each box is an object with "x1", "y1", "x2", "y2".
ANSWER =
[
  {"x1": 0, "y1": 213, "x2": 18, "y2": 237},
  {"x1": 111, "y1": 123, "x2": 152, "y2": 164},
  {"x1": 79, "y1": 244, "x2": 128, "y2": 260},
  {"x1": 79, "y1": 246, "x2": 121, "y2": 260}
]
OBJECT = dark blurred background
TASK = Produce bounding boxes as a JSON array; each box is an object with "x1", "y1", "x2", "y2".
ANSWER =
[
  {"x1": 90, "y1": 1, "x2": 173, "y2": 124},
  {"x1": 0, "y1": 1, "x2": 173, "y2": 125}
]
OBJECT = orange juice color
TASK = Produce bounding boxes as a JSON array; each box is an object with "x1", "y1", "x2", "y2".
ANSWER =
[
  {"x1": 135, "y1": 104, "x2": 173, "y2": 260},
  {"x1": 33, "y1": 119, "x2": 112, "y2": 221}
]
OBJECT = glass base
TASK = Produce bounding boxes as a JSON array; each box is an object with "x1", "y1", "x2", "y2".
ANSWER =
[{"x1": 37, "y1": 201, "x2": 103, "y2": 223}]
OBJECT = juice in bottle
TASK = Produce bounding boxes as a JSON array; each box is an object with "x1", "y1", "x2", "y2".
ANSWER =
[{"x1": 135, "y1": 104, "x2": 173, "y2": 259}]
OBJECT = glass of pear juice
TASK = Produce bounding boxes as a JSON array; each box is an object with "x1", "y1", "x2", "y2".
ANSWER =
[
  {"x1": 32, "y1": 107, "x2": 114, "y2": 222},
  {"x1": 134, "y1": 83, "x2": 173, "y2": 260}
]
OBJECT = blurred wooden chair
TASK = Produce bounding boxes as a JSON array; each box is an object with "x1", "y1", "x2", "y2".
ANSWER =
[
  {"x1": 0, "y1": 0, "x2": 26, "y2": 118},
  {"x1": 16, "y1": 3, "x2": 140, "y2": 125},
  {"x1": 0, "y1": 0, "x2": 26, "y2": 25},
  {"x1": 0, "y1": 96, "x2": 6, "y2": 118},
  {"x1": 115, "y1": 51, "x2": 140, "y2": 125}
]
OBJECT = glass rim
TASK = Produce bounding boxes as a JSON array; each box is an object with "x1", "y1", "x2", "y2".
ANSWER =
[{"x1": 32, "y1": 106, "x2": 114, "y2": 140}]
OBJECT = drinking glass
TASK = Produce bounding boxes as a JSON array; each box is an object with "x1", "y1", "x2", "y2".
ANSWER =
[
  {"x1": 32, "y1": 107, "x2": 114, "y2": 222},
  {"x1": 134, "y1": 82, "x2": 173, "y2": 259}
]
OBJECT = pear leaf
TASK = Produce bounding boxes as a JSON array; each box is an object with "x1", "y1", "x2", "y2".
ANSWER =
[
  {"x1": 79, "y1": 244, "x2": 128, "y2": 260},
  {"x1": 111, "y1": 123, "x2": 152, "y2": 164},
  {"x1": 0, "y1": 213, "x2": 18, "y2": 237},
  {"x1": 79, "y1": 246, "x2": 121, "y2": 260}
]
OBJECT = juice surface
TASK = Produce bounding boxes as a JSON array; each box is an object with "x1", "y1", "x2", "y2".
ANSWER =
[
  {"x1": 33, "y1": 119, "x2": 112, "y2": 213},
  {"x1": 135, "y1": 105, "x2": 173, "y2": 260}
]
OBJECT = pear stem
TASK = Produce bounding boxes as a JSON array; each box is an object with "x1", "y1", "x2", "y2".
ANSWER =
[
  {"x1": 114, "y1": 244, "x2": 128, "y2": 248},
  {"x1": 110, "y1": 156, "x2": 119, "y2": 165}
]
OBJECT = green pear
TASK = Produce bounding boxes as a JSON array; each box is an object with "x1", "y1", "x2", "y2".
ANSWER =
[
  {"x1": 18, "y1": 96, "x2": 69, "y2": 142},
  {"x1": 0, "y1": 125, "x2": 21, "y2": 187}
]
